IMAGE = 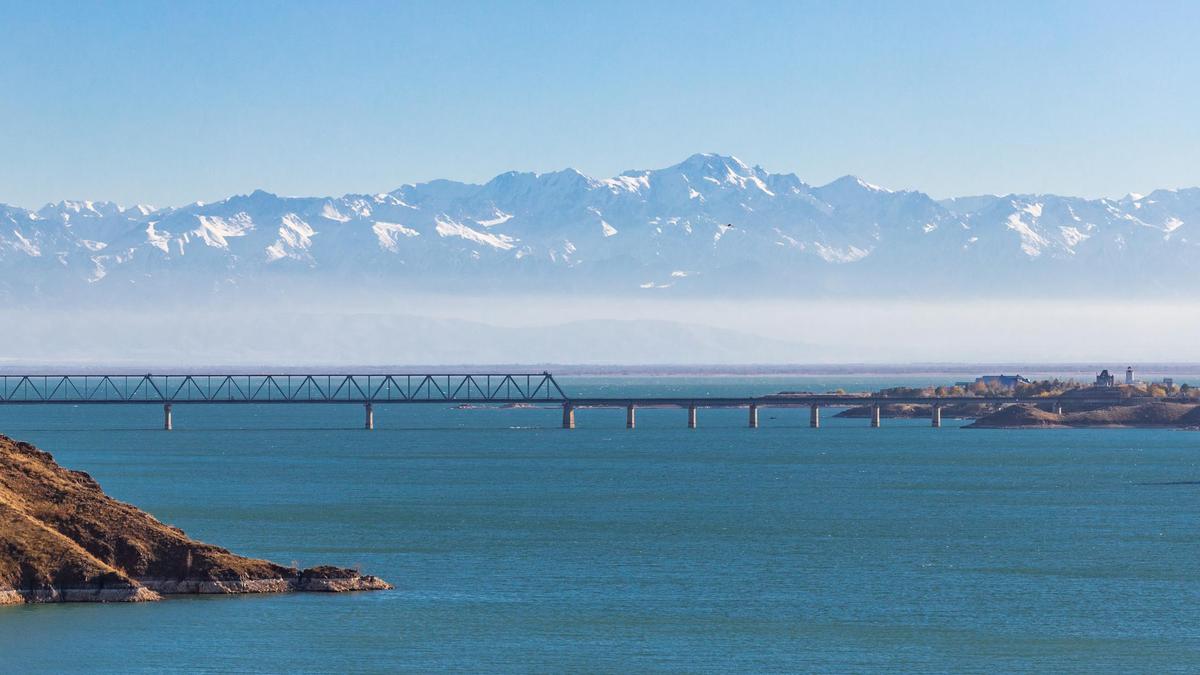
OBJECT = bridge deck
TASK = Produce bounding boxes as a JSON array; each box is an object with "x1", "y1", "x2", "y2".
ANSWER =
[
  {"x1": 566, "y1": 395, "x2": 1100, "y2": 407},
  {"x1": 0, "y1": 372, "x2": 1137, "y2": 429},
  {"x1": 0, "y1": 373, "x2": 567, "y2": 404},
  {"x1": 0, "y1": 373, "x2": 1123, "y2": 406}
]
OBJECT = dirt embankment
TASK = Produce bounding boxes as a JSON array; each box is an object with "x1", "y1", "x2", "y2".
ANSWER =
[
  {"x1": 967, "y1": 402, "x2": 1200, "y2": 429},
  {"x1": 0, "y1": 434, "x2": 390, "y2": 605}
]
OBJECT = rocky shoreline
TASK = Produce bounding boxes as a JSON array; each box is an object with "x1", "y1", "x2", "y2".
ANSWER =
[
  {"x1": 0, "y1": 586, "x2": 161, "y2": 605},
  {"x1": 0, "y1": 434, "x2": 391, "y2": 605}
]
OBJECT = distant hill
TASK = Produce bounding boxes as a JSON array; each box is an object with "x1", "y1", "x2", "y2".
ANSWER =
[{"x1": 3, "y1": 153, "x2": 1198, "y2": 303}]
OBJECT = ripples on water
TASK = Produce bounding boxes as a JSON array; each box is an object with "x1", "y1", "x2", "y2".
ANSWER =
[{"x1": 1, "y1": 377, "x2": 1198, "y2": 672}]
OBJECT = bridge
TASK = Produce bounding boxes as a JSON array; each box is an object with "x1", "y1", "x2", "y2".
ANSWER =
[
  {"x1": 0, "y1": 373, "x2": 566, "y2": 429},
  {"x1": 564, "y1": 394, "x2": 1098, "y2": 429},
  {"x1": 0, "y1": 372, "x2": 1119, "y2": 430}
]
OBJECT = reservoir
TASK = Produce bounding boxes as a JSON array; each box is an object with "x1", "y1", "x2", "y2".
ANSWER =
[{"x1": 2, "y1": 376, "x2": 1198, "y2": 671}]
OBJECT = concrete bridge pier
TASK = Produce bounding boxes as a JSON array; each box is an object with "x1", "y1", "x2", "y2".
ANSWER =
[
  {"x1": 748, "y1": 404, "x2": 759, "y2": 428},
  {"x1": 810, "y1": 404, "x2": 820, "y2": 429},
  {"x1": 932, "y1": 404, "x2": 942, "y2": 428},
  {"x1": 688, "y1": 405, "x2": 698, "y2": 429},
  {"x1": 870, "y1": 404, "x2": 881, "y2": 428},
  {"x1": 364, "y1": 403, "x2": 374, "y2": 430},
  {"x1": 562, "y1": 403, "x2": 575, "y2": 429},
  {"x1": 163, "y1": 404, "x2": 172, "y2": 431},
  {"x1": 626, "y1": 404, "x2": 636, "y2": 429}
]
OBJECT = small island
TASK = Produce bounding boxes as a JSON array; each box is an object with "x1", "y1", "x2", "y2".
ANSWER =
[{"x1": 0, "y1": 434, "x2": 391, "y2": 604}]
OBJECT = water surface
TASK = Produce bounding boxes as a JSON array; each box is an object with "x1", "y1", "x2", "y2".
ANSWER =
[{"x1": 1, "y1": 377, "x2": 1198, "y2": 672}]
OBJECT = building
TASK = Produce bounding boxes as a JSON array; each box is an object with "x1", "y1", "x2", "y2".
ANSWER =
[
  {"x1": 1126, "y1": 367, "x2": 1134, "y2": 385},
  {"x1": 1095, "y1": 369, "x2": 1115, "y2": 387},
  {"x1": 968, "y1": 374, "x2": 1030, "y2": 389}
]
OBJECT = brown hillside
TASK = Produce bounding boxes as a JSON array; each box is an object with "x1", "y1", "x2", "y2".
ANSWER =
[
  {"x1": 966, "y1": 404, "x2": 1065, "y2": 428},
  {"x1": 968, "y1": 402, "x2": 1200, "y2": 428},
  {"x1": 1066, "y1": 401, "x2": 1195, "y2": 426},
  {"x1": 0, "y1": 434, "x2": 390, "y2": 604},
  {"x1": 1177, "y1": 406, "x2": 1200, "y2": 427}
]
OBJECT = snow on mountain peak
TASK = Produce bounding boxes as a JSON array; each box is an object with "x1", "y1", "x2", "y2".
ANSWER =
[
  {"x1": 601, "y1": 173, "x2": 651, "y2": 193},
  {"x1": 372, "y1": 221, "x2": 420, "y2": 252},
  {"x1": 265, "y1": 213, "x2": 317, "y2": 263},
  {"x1": 666, "y1": 153, "x2": 756, "y2": 181},
  {"x1": 193, "y1": 212, "x2": 254, "y2": 249},
  {"x1": 320, "y1": 202, "x2": 351, "y2": 223},
  {"x1": 823, "y1": 175, "x2": 892, "y2": 194},
  {"x1": 2, "y1": 153, "x2": 1200, "y2": 299},
  {"x1": 434, "y1": 215, "x2": 516, "y2": 250}
]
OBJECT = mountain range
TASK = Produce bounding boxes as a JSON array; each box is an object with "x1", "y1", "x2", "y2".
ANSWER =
[{"x1": 3, "y1": 153, "x2": 1197, "y2": 302}]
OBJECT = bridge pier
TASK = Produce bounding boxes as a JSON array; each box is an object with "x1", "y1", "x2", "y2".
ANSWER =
[
  {"x1": 748, "y1": 404, "x2": 759, "y2": 428},
  {"x1": 364, "y1": 403, "x2": 374, "y2": 430},
  {"x1": 562, "y1": 403, "x2": 575, "y2": 429},
  {"x1": 810, "y1": 404, "x2": 820, "y2": 429},
  {"x1": 626, "y1": 404, "x2": 636, "y2": 429},
  {"x1": 932, "y1": 404, "x2": 942, "y2": 428},
  {"x1": 870, "y1": 404, "x2": 881, "y2": 428},
  {"x1": 163, "y1": 404, "x2": 172, "y2": 431},
  {"x1": 688, "y1": 405, "x2": 698, "y2": 429}
]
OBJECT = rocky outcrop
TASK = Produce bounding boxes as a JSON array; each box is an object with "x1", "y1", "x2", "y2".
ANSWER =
[
  {"x1": 0, "y1": 434, "x2": 390, "y2": 604},
  {"x1": 964, "y1": 404, "x2": 1068, "y2": 428},
  {"x1": 967, "y1": 402, "x2": 1200, "y2": 428}
]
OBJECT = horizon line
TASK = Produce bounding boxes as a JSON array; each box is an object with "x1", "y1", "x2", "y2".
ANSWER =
[{"x1": 4, "y1": 152, "x2": 1196, "y2": 213}]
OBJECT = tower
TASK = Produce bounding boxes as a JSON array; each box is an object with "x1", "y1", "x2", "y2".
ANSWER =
[{"x1": 1126, "y1": 367, "x2": 1134, "y2": 385}]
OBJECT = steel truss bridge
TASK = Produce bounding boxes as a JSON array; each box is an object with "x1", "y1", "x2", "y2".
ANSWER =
[
  {"x1": 0, "y1": 373, "x2": 566, "y2": 405},
  {"x1": 0, "y1": 372, "x2": 1126, "y2": 430}
]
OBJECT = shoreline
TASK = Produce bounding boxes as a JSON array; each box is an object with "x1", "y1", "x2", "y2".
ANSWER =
[{"x1": 0, "y1": 435, "x2": 391, "y2": 605}]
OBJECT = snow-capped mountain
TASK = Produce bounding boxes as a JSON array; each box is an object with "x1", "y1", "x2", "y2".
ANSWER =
[{"x1": 2, "y1": 153, "x2": 1196, "y2": 302}]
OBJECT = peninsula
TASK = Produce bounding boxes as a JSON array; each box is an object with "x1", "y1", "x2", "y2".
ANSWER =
[
  {"x1": 841, "y1": 370, "x2": 1200, "y2": 429},
  {"x1": 0, "y1": 434, "x2": 390, "y2": 604}
]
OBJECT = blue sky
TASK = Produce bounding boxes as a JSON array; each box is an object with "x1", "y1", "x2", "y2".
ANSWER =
[{"x1": 2, "y1": 0, "x2": 1198, "y2": 207}]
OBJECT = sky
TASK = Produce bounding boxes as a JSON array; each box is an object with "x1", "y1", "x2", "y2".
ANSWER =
[{"x1": 2, "y1": 0, "x2": 1199, "y2": 208}]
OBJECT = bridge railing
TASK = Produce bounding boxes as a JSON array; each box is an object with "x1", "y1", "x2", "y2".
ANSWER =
[{"x1": 0, "y1": 373, "x2": 568, "y2": 403}]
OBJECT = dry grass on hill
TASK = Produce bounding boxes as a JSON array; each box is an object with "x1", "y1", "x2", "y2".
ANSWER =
[{"x1": 0, "y1": 434, "x2": 389, "y2": 604}]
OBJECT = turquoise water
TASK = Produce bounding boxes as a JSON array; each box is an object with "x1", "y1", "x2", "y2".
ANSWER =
[{"x1": 2, "y1": 377, "x2": 1199, "y2": 672}]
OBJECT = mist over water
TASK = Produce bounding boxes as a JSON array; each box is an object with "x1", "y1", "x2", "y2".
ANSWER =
[{"x1": 5, "y1": 296, "x2": 1200, "y2": 365}]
